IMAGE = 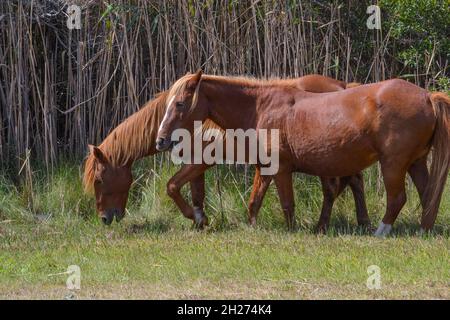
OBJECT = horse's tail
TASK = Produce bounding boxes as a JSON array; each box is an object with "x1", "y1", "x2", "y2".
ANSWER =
[
  {"x1": 422, "y1": 92, "x2": 450, "y2": 230},
  {"x1": 346, "y1": 82, "x2": 361, "y2": 89}
]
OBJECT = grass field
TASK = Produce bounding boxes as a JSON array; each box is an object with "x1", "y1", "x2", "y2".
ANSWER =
[{"x1": 0, "y1": 160, "x2": 449, "y2": 299}]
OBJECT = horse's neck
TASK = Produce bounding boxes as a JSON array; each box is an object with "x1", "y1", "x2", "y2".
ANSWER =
[
  {"x1": 203, "y1": 80, "x2": 259, "y2": 130},
  {"x1": 203, "y1": 79, "x2": 297, "y2": 130}
]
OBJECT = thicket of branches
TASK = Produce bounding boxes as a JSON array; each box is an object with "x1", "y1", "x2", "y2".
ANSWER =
[{"x1": 0, "y1": 0, "x2": 448, "y2": 175}]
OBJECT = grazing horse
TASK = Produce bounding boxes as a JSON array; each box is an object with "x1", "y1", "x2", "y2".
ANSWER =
[
  {"x1": 83, "y1": 92, "x2": 209, "y2": 225},
  {"x1": 83, "y1": 75, "x2": 369, "y2": 229},
  {"x1": 156, "y1": 71, "x2": 450, "y2": 235}
]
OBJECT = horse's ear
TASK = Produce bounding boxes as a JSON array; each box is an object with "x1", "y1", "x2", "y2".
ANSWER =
[
  {"x1": 192, "y1": 69, "x2": 202, "y2": 82},
  {"x1": 188, "y1": 69, "x2": 203, "y2": 90},
  {"x1": 89, "y1": 144, "x2": 108, "y2": 164}
]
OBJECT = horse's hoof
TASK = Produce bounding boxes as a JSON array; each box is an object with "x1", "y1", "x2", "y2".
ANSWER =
[
  {"x1": 193, "y1": 208, "x2": 208, "y2": 230},
  {"x1": 417, "y1": 228, "x2": 433, "y2": 236},
  {"x1": 373, "y1": 222, "x2": 392, "y2": 237},
  {"x1": 315, "y1": 224, "x2": 328, "y2": 234},
  {"x1": 193, "y1": 220, "x2": 207, "y2": 230},
  {"x1": 201, "y1": 215, "x2": 209, "y2": 227},
  {"x1": 287, "y1": 224, "x2": 297, "y2": 232},
  {"x1": 358, "y1": 221, "x2": 374, "y2": 233}
]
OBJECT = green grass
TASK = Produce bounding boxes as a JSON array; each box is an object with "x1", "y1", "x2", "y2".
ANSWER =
[{"x1": 0, "y1": 160, "x2": 449, "y2": 299}]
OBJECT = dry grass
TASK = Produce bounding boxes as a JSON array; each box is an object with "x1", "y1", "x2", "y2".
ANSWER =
[
  {"x1": 2, "y1": 280, "x2": 448, "y2": 300},
  {"x1": 1, "y1": 1, "x2": 448, "y2": 173}
]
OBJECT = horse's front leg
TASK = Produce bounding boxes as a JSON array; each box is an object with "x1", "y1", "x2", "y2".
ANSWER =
[
  {"x1": 317, "y1": 177, "x2": 343, "y2": 233},
  {"x1": 190, "y1": 172, "x2": 207, "y2": 223},
  {"x1": 167, "y1": 163, "x2": 212, "y2": 229},
  {"x1": 273, "y1": 170, "x2": 296, "y2": 231}
]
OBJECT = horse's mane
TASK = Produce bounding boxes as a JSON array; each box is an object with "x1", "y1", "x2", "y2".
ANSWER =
[
  {"x1": 166, "y1": 74, "x2": 351, "y2": 101},
  {"x1": 346, "y1": 82, "x2": 362, "y2": 88},
  {"x1": 166, "y1": 74, "x2": 289, "y2": 102},
  {"x1": 201, "y1": 74, "x2": 294, "y2": 88},
  {"x1": 83, "y1": 91, "x2": 168, "y2": 193}
]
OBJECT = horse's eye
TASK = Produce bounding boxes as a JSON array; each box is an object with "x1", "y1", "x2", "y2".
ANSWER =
[{"x1": 176, "y1": 101, "x2": 185, "y2": 110}]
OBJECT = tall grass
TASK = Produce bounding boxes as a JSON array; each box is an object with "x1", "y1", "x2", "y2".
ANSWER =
[
  {"x1": 0, "y1": 0, "x2": 448, "y2": 173},
  {"x1": 0, "y1": 1, "x2": 449, "y2": 223},
  {"x1": 1, "y1": 158, "x2": 449, "y2": 236}
]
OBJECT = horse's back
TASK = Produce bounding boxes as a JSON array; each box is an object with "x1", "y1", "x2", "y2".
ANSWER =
[
  {"x1": 275, "y1": 79, "x2": 435, "y2": 176},
  {"x1": 306, "y1": 78, "x2": 431, "y2": 118},
  {"x1": 295, "y1": 74, "x2": 346, "y2": 93}
]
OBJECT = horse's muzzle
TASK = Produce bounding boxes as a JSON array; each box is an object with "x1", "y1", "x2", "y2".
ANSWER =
[
  {"x1": 101, "y1": 208, "x2": 124, "y2": 225},
  {"x1": 100, "y1": 210, "x2": 114, "y2": 225},
  {"x1": 155, "y1": 137, "x2": 172, "y2": 151}
]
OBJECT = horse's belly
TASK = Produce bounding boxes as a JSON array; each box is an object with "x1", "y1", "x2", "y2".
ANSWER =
[{"x1": 286, "y1": 138, "x2": 378, "y2": 177}]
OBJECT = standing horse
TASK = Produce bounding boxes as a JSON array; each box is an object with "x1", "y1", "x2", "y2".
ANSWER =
[
  {"x1": 83, "y1": 75, "x2": 369, "y2": 229},
  {"x1": 156, "y1": 71, "x2": 450, "y2": 235},
  {"x1": 162, "y1": 74, "x2": 368, "y2": 231}
]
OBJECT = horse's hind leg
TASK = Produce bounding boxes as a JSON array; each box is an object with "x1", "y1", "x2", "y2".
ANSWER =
[
  {"x1": 374, "y1": 162, "x2": 408, "y2": 237},
  {"x1": 410, "y1": 157, "x2": 439, "y2": 231},
  {"x1": 273, "y1": 171, "x2": 296, "y2": 231},
  {"x1": 407, "y1": 157, "x2": 433, "y2": 230},
  {"x1": 348, "y1": 173, "x2": 370, "y2": 227},
  {"x1": 248, "y1": 167, "x2": 272, "y2": 226}
]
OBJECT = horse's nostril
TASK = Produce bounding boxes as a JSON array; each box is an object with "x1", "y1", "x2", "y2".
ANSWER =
[
  {"x1": 156, "y1": 137, "x2": 168, "y2": 151},
  {"x1": 101, "y1": 215, "x2": 112, "y2": 225}
]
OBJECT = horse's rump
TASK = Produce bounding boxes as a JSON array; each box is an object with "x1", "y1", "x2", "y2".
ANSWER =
[{"x1": 266, "y1": 79, "x2": 435, "y2": 177}]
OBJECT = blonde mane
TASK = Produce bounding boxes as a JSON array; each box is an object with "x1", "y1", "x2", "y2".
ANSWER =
[
  {"x1": 201, "y1": 74, "x2": 301, "y2": 88},
  {"x1": 83, "y1": 91, "x2": 168, "y2": 193},
  {"x1": 166, "y1": 73, "x2": 338, "y2": 96},
  {"x1": 166, "y1": 73, "x2": 202, "y2": 110}
]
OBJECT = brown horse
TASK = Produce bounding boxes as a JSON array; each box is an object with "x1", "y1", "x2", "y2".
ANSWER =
[
  {"x1": 156, "y1": 71, "x2": 450, "y2": 235},
  {"x1": 83, "y1": 75, "x2": 368, "y2": 229},
  {"x1": 83, "y1": 92, "x2": 207, "y2": 225},
  {"x1": 162, "y1": 74, "x2": 368, "y2": 231}
]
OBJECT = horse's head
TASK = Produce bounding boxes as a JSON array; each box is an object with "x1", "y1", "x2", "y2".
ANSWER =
[
  {"x1": 156, "y1": 70, "x2": 207, "y2": 151},
  {"x1": 85, "y1": 145, "x2": 133, "y2": 225}
]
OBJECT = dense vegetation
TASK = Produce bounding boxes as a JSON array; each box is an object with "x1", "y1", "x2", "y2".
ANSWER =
[{"x1": 0, "y1": 0, "x2": 448, "y2": 171}]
